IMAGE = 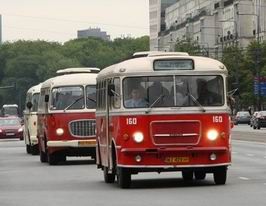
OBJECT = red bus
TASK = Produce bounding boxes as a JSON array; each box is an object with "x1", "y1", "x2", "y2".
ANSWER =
[
  {"x1": 96, "y1": 52, "x2": 232, "y2": 188},
  {"x1": 38, "y1": 68, "x2": 99, "y2": 165}
]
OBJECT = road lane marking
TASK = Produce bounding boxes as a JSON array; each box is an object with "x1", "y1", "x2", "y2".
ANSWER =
[
  {"x1": 247, "y1": 154, "x2": 254, "y2": 157},
  {"x1": 239, "y1": 177, "x2": 250, "y2": 180}
]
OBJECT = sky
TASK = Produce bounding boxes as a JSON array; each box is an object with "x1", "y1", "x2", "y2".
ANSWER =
[{"x1": 0, "y1": 0, "x2": 149, "y2": 43}]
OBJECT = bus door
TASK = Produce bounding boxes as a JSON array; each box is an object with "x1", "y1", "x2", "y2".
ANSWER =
[{"x1": 105, "y1": 78, "x2": 119, "y2": 170}]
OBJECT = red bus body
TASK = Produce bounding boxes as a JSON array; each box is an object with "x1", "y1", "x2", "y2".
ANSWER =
[
  {"x1": 96, "y1": 53, "x2": 232, "y2": 188},
  {"x1": 38, "y1": 68, "x2": 98, "y2": 165}
]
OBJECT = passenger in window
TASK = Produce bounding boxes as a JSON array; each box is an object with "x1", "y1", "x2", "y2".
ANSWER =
[
  {"x1": 197, "y1": 79, "x2": 222, "y2": 105},
  {"x1": 175, "y1": 84, "x2": 188, "y2": 106},
  {"x1": 125, "y1": 87, "x2": 148, "y2": 108},
  {"x1": 147, "y1": 81, "x2": 169, "y2": 106}
]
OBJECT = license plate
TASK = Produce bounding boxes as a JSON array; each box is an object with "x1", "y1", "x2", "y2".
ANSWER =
[
  {"x1": 164, "y1": 156, "x2": 189, "y2": 164},
  {"x1": 6, "y1": 133, "x2": 15, "y2": 136},
  {"x1": 78, "y1": 140, "x2": 95, "y2": 147}
]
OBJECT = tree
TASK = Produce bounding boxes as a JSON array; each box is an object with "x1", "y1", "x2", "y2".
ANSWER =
[{"x1": 174, "y1": 38, "x2": 201, "y2": 55}]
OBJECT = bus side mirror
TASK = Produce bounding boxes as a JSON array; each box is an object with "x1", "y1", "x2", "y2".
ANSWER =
[
  {"x1": 26, "y1": 102, "x2": 33, "y2": 109},
  {"x1": 45, "y1": 95, "x2": 49, "y2": 103},
  {"x1": 108, "y1": 84, "x2": 115, "y2": 96}
]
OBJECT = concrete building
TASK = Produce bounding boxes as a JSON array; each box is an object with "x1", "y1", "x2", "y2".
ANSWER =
[
  {"x1": 149, "y1": 0, "x2": 178, "y2": 51},
  {"x1": 77, "y1": 28, "x2": 110, "y2": 41},
  {"x1": 151, "y1": 0, "x2": 266, "y2": 58}
]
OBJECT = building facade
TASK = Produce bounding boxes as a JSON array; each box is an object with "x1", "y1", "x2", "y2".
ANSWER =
[
  {"x1": 151, "y1": 0, "x2": 266, "y2": 58},
  {"x1": 149, "y1": 0, "x2": 178, "y2": 50},
  {"x1": 77, "y1": 28, "x2": 110, "y2": 41}
]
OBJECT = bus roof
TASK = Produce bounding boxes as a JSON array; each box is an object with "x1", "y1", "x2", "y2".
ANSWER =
[
  {"x1": 2, "y1": 104, "x2": 18, "y2": 108},
  {"x1": 41, "y1": 72, "x2": 98, "y2": 89},
  {"x1": 97, "y1": 54, "x2": 227, "y2": 79},
  {"x1": 56, "y1": 67, "x2": 100, "y2": 75},
  {"x1": 26, "y1": 83, "x2": 42, "y2": 94},
  {"x1": 132, "y1": 51, "x2": 189, "y2": 58}
]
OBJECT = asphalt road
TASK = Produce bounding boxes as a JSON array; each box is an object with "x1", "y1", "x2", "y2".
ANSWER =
[{"x1": 0, "y1": 128, "x2": 265, "y2": 206}]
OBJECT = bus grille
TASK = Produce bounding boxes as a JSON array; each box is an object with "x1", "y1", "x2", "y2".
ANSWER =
[
  {"x1": 69, "y1": 119, "x2": 96, "y2": 137},
  {"x1": 151, "y1": 121, "x2": 200, "y2": 145}
]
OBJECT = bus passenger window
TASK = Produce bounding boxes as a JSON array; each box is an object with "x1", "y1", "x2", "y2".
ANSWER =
[{"x1": 112, "y1": 78, "x2": 121, "y2": 109}]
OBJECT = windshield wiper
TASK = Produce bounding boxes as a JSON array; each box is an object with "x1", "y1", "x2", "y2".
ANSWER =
[
  {"x1": 87, "y1": 97, "x2": 96, "y2": 103},
  {"x1": 186, "y1": 92, "x2": 206, "y2": 112},
  {"x1": 145, "y1": 94, "x2": 165, "y2": 114},
  {"x1": 63, "y1": 96, "x2": 84, "y2": 112}
]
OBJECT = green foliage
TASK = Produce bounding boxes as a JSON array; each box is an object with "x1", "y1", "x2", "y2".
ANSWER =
[
  {"x1": 174, "y1": 38, "x2": 201, "y2": 55},
  {"x1": 222, "y1": 42, "x2": 266, "y2": 110},
  {"x1": 0, "y1": 36, "x2": 149, "y2": 110}
]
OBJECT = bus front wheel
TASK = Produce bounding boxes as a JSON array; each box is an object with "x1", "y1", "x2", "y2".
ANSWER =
[
  {"x1": 103, "y1": 167, "x2": 115, "y2": 183},
  {"x1": 213, "y1": 166, "x2": 227, "y2": 185},
  {"x1": 26, "y1": 145, "x2": 31, "y2": 154},
  {"x1": 117, "y1": 167, "x2": 131, "y2": 188}
]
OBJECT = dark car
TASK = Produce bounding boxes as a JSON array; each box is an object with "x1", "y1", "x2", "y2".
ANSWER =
[
  {"x1": 234, "y1": 111, "x2": 251, "y2": 125},
  {"x1": 0, "y1": 116, "x2": 24, "y2": 140},
  {"x1": 253, "y1": 111, "x2": 266, "y2": 129}
]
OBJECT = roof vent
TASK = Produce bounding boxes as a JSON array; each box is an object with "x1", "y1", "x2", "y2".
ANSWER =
[{"x1": 56, "y1": 67, "x2": 100, "y2": 75}]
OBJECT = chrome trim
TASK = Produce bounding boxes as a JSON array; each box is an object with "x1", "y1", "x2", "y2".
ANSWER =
[
  {"x1": 69, "y1": 119, "x2": 96, "y2": 137},
  {"x1": 154, "y1": 133, "x2": 198, "y2": 137},
  {"x1": 150, "y1": 120, "x2": 201, "y2": 146},
  {"x1": 117, "y1": 163, "x2": 231, "y2": 168}
]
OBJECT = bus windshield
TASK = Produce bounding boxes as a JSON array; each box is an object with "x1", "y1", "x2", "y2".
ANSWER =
[
  {"x1": 86, "y1": 85, "x2": 96, "y2": 109},
  {"x1": 51, "y1": 86, "x2": 85, "y2": 110},
  {"x1": 123, "y1": 75, "x2": 224, "y2": 108}
]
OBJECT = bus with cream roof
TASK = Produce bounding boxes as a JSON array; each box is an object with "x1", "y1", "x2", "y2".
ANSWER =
[
  {"x1": 24, "y1": 83, "x2": 42, "y2": 154},
  {"x1": 96, "y1": 52, "x2": 232, "y2": 188},
  {"x1": 38, "y1": 67, "x2": 99, "y2": 165}
]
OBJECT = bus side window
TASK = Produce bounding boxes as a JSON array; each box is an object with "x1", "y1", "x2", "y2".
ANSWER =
[{"x1": 111, "y1": 78, "x2": 121, "y2": 109}]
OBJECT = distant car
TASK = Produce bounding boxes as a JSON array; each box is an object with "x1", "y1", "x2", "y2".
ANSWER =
[
  {"x1": 0, "y1": 116, "x2": 24, "y2": 140},
  {"x1": 234, "y1": 111, "x2": 251, "y2": 125},
  {"x1": 250, "y1": 111, "x2": 259, "y2": 127},
  {"x1": 253, "y1": 111, "x2": 266, "y2": 129}
]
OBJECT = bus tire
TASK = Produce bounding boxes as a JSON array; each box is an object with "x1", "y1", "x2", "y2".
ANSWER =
[
  {"x1": 182, "y1": 171, "x2": 193, "y2": 181},
  {"x1": 31, "y1": 145, "x2": 39, "y2": 155},
  {"x1": 194, "y1": 171, "x2": 206, "y2": 180},
  {"x1": 48, "y1": 153, "x2": 59, "y2": 165},
  {"x1": 117, "y1": 167, "x2": 131, "y2": 188},
  {"x1": 26, "y1": 145, "x2": 31, "y2": 154},
  {"x1": 213, "y1": 166, "x2": 227, "y2": 185},
  {"x1": 40, "y1": 151, "x2": 47, "y2": 163},
  {"x1": 103, "y1": 167, "x2": 115, "y2": 183}
]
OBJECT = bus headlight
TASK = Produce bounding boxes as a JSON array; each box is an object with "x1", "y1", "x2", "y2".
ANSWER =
[
  {"x1": 207, "y1": 129, "x2": 219, "y2": 141},
  {"x1": 133, "y1": 132, "x2": 144, "y2": 143},
  {"x1": 56, "y1": 128, "x2": 64, "y2": 136}
]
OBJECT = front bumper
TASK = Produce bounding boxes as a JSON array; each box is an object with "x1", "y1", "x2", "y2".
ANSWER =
[
  {"x1": 117, "y1": 146, "x2": 231, "y2": 170},
  {"x1": 30, "y1": 136, "x2": 38, "y2": 145},
  {"x1": 47, "y1": 139, "x2": 96, "y2": 148}
]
